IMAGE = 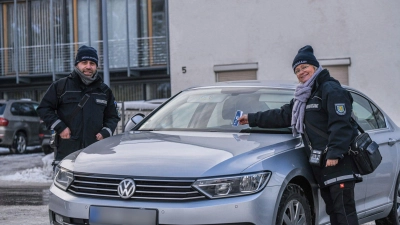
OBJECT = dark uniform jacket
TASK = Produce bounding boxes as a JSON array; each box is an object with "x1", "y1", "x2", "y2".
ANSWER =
[
  {"x1": 248, "y1": 69, "x2": 360, "y2": 188},
  {"x1": 37, "y1": 71, "x2": 120, "y2": 160}
]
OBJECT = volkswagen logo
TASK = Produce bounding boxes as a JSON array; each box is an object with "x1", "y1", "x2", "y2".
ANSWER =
[{"x1": 117, "y1": 179, "x2": 136, "y2": 199}]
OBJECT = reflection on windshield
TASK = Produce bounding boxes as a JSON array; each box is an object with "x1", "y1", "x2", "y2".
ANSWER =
[{"x1": 139, "y1": 87, "x2": 294, "y2": 133}]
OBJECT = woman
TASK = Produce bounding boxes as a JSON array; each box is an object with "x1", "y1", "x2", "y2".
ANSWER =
[{"x1": 238, "y1": 45, "x2": 361, "y2": 225}]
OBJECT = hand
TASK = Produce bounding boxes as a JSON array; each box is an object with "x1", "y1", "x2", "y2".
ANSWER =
[
  {"x1": 238, "y1": 114, "x2": 249, "y2": 125},
  {"x1": 96, "y1": 133, "x2": 104, "y2": 141},
  {"x1": 60, "y1": 127, "x2": 71, "y2": 139},
  {"x1": 326, "y1": 159, "x2": 338, "y2": 167}
]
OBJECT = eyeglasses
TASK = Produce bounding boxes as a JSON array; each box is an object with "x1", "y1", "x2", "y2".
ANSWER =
[{"x1": 294, "y1": 65, "x2": 310, "y2": 75}]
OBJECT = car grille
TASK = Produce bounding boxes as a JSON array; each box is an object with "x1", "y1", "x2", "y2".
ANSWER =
[{"x1": 68, "y1": 174, "x2": 205, "y2": 201}]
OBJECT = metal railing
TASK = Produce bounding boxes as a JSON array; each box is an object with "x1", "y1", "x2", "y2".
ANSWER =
[{"x1": 0, "y1": 36, "x2": 167, "y2": 76}]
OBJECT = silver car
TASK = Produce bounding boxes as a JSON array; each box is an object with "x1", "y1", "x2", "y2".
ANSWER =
[
  {"x1": 0, "y1": 99, "x2": 41, "y2": 154},
  {"x1": 49, "y1": 81, "x2": 400, "y2": 225}
]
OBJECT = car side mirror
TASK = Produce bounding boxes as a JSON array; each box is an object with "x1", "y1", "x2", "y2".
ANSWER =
[{"x1": 124, "y1": 113, "x2": 145, "y2": 132}]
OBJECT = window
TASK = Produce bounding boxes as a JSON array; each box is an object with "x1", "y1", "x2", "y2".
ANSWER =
[
  {"x1": 10, "y1": 103, "x2": 21, "y2": 116},
  {"x1": 214, "y1": 63, "x2": 258, "y2": 82},
  {"x1": 139, "y1": 87, "x2": 293, "y2": 131},
  {"x1": 216, "y1": 70, "x2": 257, "y2": 82},
  {"x1": 319, "y1": 58, "x2": 351, "y2": 85},
  {"x1": 351, "y1": 92, "x2": 386, "y2": 131},
  {"x1": 10, "y1": 102, "x2": 37, "y2": 117}
]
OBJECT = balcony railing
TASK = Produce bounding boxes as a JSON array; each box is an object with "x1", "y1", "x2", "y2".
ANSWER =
[{"x1": 0, "y1": 36, "x2": 167, "y2": 76}]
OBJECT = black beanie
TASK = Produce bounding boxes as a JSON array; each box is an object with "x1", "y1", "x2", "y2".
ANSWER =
[
  {"x1": 292, "y1": 45, "x2": 319, "y2": 71},
  {"x1": 75, "y1": 45, "x2": 98, "y2": 67}
]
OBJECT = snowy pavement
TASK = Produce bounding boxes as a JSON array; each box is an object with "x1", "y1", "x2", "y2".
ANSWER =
[
  {"x1": 0, "y1": 148, "x2": 53, "y2": 225},
  {"x1": 0, "y1": 148, "x2": 53, "y2": 185}
]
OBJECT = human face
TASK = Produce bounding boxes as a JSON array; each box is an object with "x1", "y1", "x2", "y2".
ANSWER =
[
  {"x1": 294, "y1": 64, "x2": 316, "y2": 83},
  {"x1": 76, "y1": 60, "x2": 97, "y2": 77}
]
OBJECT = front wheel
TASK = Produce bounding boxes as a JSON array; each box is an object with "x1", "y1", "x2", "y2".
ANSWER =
[
  {"x1": 276, "y1": 184, "x2": 312, "y2": 225},
  {"x1": 9, "y1": 132, "x2": 27, "y2": 154},
  {"x1": 376, "y1": 172, "x2": 400, "y2": 225}
]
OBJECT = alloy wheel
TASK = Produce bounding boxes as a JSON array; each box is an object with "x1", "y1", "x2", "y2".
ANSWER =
[{"x1": 281, "y1": 199, "x2": 307, "y2": 225}]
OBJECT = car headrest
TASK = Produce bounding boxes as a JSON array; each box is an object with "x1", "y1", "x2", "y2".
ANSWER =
[{"x1": 222, "y1": 95, "x2": 268, "y2": 120}]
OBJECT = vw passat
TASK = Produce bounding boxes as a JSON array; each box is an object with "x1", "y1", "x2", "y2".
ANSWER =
[{"x1": 49, "y1": 81, "x2": 400, "y2": 225}]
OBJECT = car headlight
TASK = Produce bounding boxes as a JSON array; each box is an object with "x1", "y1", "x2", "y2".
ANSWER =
[
  {"x1": 192, "y1": 172, "x2": 271, "y2": 199},
  {"x1": 54, "y1": 167, "x2": 74, "y2": 191}
]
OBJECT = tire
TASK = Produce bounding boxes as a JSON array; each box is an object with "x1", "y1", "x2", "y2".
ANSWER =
[
  {"x1": 42, "y1": 145, "x2": 53, "y2": 155},
  {"x1": 9, "y1": 132, "x2": 27, "y2": 154},
  {"x1": 276, "y1": 184, "x2": 312, "y2": 225},
  {"x1": 375, "y1": 173, "x2": 400, "y2": 225}
]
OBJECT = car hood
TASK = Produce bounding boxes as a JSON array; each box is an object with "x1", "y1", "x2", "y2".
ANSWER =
[{"x1": 64, "y1": 131, "x2": 300, "y2": 178}]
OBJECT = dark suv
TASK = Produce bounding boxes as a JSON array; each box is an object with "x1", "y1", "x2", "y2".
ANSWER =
[{"x1": 0, "y1": 99, "x2": 41, "y2": 154}]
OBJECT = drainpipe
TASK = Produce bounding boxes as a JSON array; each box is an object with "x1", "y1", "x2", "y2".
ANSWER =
[
  {"x1": 102, "y1": 0, "x2": 110, "y2": 86},
  {"x1": 13, "y1": 0, "x2": 19, "y2": 83},
  {"x1": 50, "y1": 0, "x2": 56, "y2": 81}
]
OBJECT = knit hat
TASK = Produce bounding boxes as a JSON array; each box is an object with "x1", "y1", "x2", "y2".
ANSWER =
[
  {"x1": 75, "y1": 45, "x2": 98, "y2": 67},
  {"x1": 292, "y1": 45, "x2": 319, "y2": 72}
]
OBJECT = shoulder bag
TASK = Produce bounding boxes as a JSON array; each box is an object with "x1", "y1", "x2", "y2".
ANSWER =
[
  {"x1": 349, "y1": 118, "x2": 382, "y2": 175},
  {"x1": 304, "y1": 119, "x2": 382, "y2": 175}
]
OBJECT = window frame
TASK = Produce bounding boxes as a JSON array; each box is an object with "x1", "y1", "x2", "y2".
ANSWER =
[{"x1": 347, "y1": 89, "x2": 389, "y2": 132}]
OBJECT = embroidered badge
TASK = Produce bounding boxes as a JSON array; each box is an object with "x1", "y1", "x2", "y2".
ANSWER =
[
  {"x1": 335, "y1": 103, "x2": 346, "y2": 115},
  {"x1": 96, "y1": 99, "x2": 107, "y2": 105},
  {"x1": 306, "y1": 104, "x2": 319, "y2": 109}
]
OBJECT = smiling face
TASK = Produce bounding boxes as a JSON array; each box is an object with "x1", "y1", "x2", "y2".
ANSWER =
[
  {"x1": 76, "y1": 60, "x2": 97, "y2": 77},
  {"x1": 294, "y1": 64, "x2": 316, "y2": 83}
]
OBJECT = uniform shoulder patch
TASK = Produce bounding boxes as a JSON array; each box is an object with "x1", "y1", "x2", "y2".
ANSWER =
[{"x1": 335, "y1": 103, "x2": 346, "y2": 115}]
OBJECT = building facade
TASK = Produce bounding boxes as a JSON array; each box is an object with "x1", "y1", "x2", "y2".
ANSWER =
[
  {"x1": 0, "y1": 0, "x2": 171, "y2": 102},
  {"x1": 167, "y1": 0, "x2": 400, "y2": 125}
]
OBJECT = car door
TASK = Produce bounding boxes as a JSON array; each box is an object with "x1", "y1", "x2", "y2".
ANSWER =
[
  {"x1": 18, "y1": 102, "x2": 41, "y2": 145},
  {"x1": 350, "y1": 92, "x2": 400, "y2": 216}
]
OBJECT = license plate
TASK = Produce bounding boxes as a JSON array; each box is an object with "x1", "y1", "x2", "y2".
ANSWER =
[{"x1": 89, "y1": 206, "x2": 157, "y2": 225}]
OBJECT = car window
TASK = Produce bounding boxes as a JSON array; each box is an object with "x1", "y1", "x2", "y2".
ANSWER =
[
  {"x1": 10, "y1": 103, "x2": 22, "y2": 116},
  {"x1": 11, "y1": 102, "x2": 38, "y2": 117},
  {"x1": 0, "y1": 104, "x2": 5, "y2": 115},
  {"x1": 139, "y1": 87, "x2": 294, "y2": 132},
  {"x1": 29, "y1": 103, "x2": 39, "y2": 116},
  {"x1": 350, "y1": 93, "x2": 386, "y2": 131}
]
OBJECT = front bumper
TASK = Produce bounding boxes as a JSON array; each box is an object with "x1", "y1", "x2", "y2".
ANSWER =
[{"x1": 49, "y1": 183, "x2": 281, "y2": 225}]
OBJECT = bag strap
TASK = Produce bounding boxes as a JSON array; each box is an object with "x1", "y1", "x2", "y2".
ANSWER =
[
  {"x1": 305, "y1": 120, "x2": 329, "y2": 140},
  {"x1": 68, "y1": 94, "x2": 90, "y2": 121},
  {"x1": 56, "y1": 76, "x2": 69, "y2": 108},
  {"x1": 350, "y1": 117, "x2": 365, "y2": 134},
  {"x1": 99, "y1": 83, "x2": 109, "y2": 93},
  {"x1": 302, "y1": 128, "x2": 313, "y2": 150}
]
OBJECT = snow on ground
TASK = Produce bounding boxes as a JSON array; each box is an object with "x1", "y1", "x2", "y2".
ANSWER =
[{"x1": 0, "y1": 148, "x2": 53, "y2": 184}]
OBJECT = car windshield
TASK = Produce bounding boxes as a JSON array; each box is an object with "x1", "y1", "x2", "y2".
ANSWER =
[{"x1": 138, "y1": 87, "x2": 294, "y2": 133}]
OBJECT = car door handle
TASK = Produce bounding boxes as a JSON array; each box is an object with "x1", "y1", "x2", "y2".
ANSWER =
[{"x1": 388, "y1": 138, "x2": 397, "y2": 146}]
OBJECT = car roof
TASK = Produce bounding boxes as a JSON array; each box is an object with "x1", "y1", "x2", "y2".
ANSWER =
[
  {"x1": 0, "y1": 99, "x2": 39, "y2": 104},
  {"x1": 186, "y1": 79, "x2": 356, "y2": 93},
  {"x1": 187, "y1": 80, "x2": 299, "y2": 91}
]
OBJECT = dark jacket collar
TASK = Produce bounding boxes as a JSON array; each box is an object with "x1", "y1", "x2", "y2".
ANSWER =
[{"x1": 313, "y1": 69, "x2": 340, "y2": 92}]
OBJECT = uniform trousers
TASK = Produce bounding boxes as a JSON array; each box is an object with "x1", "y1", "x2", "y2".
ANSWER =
[{"x1": 320, "y1": 181, "x2": 359, "y2": 225}]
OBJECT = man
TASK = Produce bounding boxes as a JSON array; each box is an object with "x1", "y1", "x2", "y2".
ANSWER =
[{"x1": 37, "y1": 45, "x2": 120, "y2": 162}]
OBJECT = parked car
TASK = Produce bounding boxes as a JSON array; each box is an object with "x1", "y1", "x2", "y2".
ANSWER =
[
  {"x1": 0, "y1": 99, "x2": 42, "y2": 154},
  {"x1": 48, "y1": 81, "x2": 400, "y2": 225},
  {"x1": 39, "y1": 120, "x2": 53, "y2": 155}
]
